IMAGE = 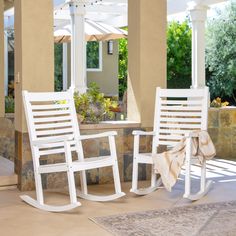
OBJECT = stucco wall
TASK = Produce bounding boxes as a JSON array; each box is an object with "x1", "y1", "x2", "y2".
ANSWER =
[
  {"x1": 67, "y1": 41, "x2": 119, "y2": 96},
  {"x1": 87, "y1": 41, "x2": 119, "y2": 97}
]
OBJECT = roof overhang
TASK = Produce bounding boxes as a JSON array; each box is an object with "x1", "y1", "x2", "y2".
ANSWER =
[{"x1": 4, "y1": 0, "x2": 13, "y2": 11}]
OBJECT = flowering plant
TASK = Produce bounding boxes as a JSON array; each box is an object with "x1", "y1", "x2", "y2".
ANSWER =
[
  {"x1": 210, "y1": 97, "x2": 229, "y2": 108},
  {"x1": 74, "y1": 82, "x2": 118, "y2": 123}
]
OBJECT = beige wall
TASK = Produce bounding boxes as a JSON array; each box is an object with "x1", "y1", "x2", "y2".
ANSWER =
[
  {"x1": 87, "y1": 41, "x2": 119, "y2": 97},
  {"x1": 128, "y1": 0, "x2": 167, "y2": 127},
  {"x1": 14, "y1": 0, "x2": 54, "y2": 132},
  {"x1": 67, "y1": 41, "x2": 119, "y2": 96},
  {"x1": 0, "y1": 0, "x2": 4, "y2": 117}
]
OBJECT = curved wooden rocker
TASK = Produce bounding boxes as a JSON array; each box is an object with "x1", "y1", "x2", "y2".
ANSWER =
[
  {"x1": 20, "y1": 195, "x2": 81, "y2": 212},
  {"x1": 22, "y1": 89, "x2": 125, "y2": 212},
  {"x1": 131, "y1": 87, "x2": 213, "y2": 200},
  {"x1": 77, "y1": 190, "x2": 125, "y2": 202}
]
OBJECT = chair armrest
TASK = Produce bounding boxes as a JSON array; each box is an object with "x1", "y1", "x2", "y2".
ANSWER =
[
  {"x1": 32, "y1": 135, "x2": 73, "y2": 146},
  {"x1": 132, "y1": 130, "x2": 155, "y2": 136},
  {"x1": 79, "y1": 131, "x2": 117, "y2": 140}
]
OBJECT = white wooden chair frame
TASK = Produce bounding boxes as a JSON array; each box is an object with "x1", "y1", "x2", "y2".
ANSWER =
[
  {"x1": 21, "y1": 89, "x2": 125, "y2": 212},
  {"x1": 130, "y1": 87, "x2": 213, "y2": 200}
]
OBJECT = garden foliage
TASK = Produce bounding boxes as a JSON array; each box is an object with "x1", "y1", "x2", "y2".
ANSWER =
[
  {"x1": 74, "y1": 82, "x2": 118, "y2": 123},
  {"x1": 206, "y1": 3, "x2": 236, "y2": 103},
  {"x1": 167, "y1": 20, "x2": 192, "y2": 89}
]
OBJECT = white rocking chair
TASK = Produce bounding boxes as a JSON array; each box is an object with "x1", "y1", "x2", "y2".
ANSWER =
[
  {"x1": 21, "y1": 89, "x2": 125, "y2": 212},
  {"x1": 130, "y1": 87, "x2": 213, "y2": 200}
]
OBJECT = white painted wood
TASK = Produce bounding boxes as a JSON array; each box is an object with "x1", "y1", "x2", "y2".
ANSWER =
[
  {"x1": 63, "y1": 43, "x2": 68, "y2": 91},
  {"x1": 20, "y1": 195, "x2": 81, "y2": 212},
  {"x1": 160, "y1": 106, "x2": 202, "y2": 111},
  {"x1": 77, "y1": 191, "x2": 125, "y2": 202},
  {"x1": 69, "y1": 2, "x2": 87, "y2": 93},
  {"x1": 131, "y1": 87, "x2": 211, "y2": 200},
  {"x1": 189, "y1": 2, "x2": 208, "y2": 88},
  {"x1": 21, "y1": 89, "x2": 125, "y2": 211},
  {"x1": 4, "y1": 31, "x2": 8, "y2": 96},
  {"x1": 31, "y1": 104, "x2": 70, "y2": 110}
]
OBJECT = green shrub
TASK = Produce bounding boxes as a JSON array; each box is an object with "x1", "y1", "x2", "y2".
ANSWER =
[
  {"x1": 167, "y1": 20, "x2": 192, "y2": 89},
  {"x1": 5, "y1": 96, "x2": 14, "y2": 113},
  {"x1": 118, "y1": 30, "x2": 128, "y2": 99},
  {"x1": 74, "y1": 82, "x2": 118, "y2": 123}
]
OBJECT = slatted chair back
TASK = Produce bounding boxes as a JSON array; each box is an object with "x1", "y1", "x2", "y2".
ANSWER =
[
  {"x1": 23, "y1": 89, "x2": 83, "y2": 158},
  {"x1": 152, "y1": 87, "x2": 209, "y2": 152}
]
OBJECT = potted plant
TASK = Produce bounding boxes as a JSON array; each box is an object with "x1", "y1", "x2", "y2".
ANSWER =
[{"x1": 74, "y1": 82, "x2": 118, "y2": 123}]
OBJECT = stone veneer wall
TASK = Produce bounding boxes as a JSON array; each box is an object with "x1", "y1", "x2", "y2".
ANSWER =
[
  {"x1": 1, "y1": 108, "x2": 236, "y2": 191},
  {"x1": 16, "y1": 122, "x2": 153, "y2": 191},
  {"x1": 208, "y1": 107, "x2": 236, "y2": 160},
  {"x1": 0, "y1": 114, "x2": 15, "y2": 161}
]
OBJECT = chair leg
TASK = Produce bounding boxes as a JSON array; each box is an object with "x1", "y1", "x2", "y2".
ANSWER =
[
  {"x1": 35, "y1": 172, "x2": 44, "y2": 205},
  {"x1": 67, "y1": 169, "x2": 78, "y2": 204},
  {"x1": 21, "y1": 167, "x2": 81, "y2": 212},
  {"x1": 151, "y1": 166, "x2": 157, "y2": 188},
  {"x1": 131, "y1": 158, "x2": 139, "y2": 192},
  {"x1": 80, "y1": 171, "x2": 88, "y2": 195},
  {"x1": 184, "y1": 138, "x2": 191, "y2": 198},
  {"x1": 112, "y1": 160, "x2": 122, "y2": 194},
  {"x1": 201, "y1": 159, "x2": 206, "y2": 192},
  {"x1": 183, "y1": 139, "x2": 213, "y2": 201},
  {"x1": 77, "y1": 136, "x2": 125, "y2": 202}
]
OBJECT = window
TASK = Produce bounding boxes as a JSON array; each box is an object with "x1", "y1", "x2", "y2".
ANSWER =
[{"x1": 86, "y1": 41, "x2": 102, "y2": 71}]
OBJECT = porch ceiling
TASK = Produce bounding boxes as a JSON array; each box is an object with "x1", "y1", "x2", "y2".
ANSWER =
[
  {"x1": 4, "y1": 0, "x2": 230, "y2": 29},
  {"x1": 167, "y1": 0, "x2": 228, "y2": 15}
]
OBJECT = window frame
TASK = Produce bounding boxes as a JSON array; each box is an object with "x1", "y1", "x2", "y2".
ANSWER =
[{"x1": 86, "y1": 41, "x2": 103, "y2": 72}]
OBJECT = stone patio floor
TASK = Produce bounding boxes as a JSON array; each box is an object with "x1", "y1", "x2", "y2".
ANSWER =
[{"x1": 0, "y1": 158, "x2": 236, "y2": 236}]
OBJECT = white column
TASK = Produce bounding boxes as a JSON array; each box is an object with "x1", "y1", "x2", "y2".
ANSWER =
[
  {"x1": 62, "y1": 43, "x2": 68, "y2": 91},
  {"x1": 68, "y1": 1, "x2": 87, "y2": 93},
  {"x1": 4, "y1": 30, "x2": 8, "y2": 96},
  {"x1": 189, "y1": 1, "x2": 208, "y2": 88}
]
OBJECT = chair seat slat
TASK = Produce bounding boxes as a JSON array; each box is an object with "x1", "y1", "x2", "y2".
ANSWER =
[
  {"x1": 157, "y1": 140, "x2": 179, "y2": 146},
  {"x1": 158, "y1": 135, "x2": 184, "y2": 140},
  {"x1": 39, "y1": 146, "x2": 77, "y2": 156}
]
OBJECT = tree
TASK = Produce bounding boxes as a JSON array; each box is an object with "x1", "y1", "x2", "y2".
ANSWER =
[
  {"x1": 54, "y1": 44, "x2": 63, "y2": 91},
  {"x1": 118, "y1": 30, "x2": 128, "y2": 99},
  {"x1": 87, "y1": 41, "x2": 100, "y2": 69},
  {"x1": 206, "y1": 3, "x2": 236, "y2": 103},
  {"x1": 167, "y1": 20, "x2": 192, "y2": 88}
]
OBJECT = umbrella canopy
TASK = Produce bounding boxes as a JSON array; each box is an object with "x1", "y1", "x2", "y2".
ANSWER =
[{"x1": 54, "y1": 19, "x2": 127, "y2": 43}]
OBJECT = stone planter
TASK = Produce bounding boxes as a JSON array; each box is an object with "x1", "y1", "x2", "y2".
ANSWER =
[{"x1": 208, "y1": 107, "x2": 236, "y2": 160}]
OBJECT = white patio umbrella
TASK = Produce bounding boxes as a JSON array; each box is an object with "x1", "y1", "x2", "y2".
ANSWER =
[{"x1": 54, "y1": 19, "x2": 127, "y2": 43}]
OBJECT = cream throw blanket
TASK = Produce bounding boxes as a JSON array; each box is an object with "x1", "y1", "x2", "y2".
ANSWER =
[{"x1": 153, "y1": 131, "x2": 216, "y2": 192}]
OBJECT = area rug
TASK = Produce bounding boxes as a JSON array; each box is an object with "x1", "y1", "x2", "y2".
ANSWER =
[{"x1": 90, "y1": 201, "x2": 236, "y2": 236}]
